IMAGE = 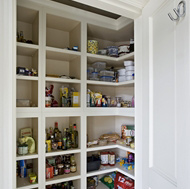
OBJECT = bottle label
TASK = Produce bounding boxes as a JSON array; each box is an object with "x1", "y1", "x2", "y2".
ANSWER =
[{"x1": 101, "y1": 154, "x2": 109, "y2": 165}]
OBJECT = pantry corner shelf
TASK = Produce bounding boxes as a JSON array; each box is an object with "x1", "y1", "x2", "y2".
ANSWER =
[
  {"x1": 45, "y1": 172, "x2": 81, "y2": 186},
  {"x1": 46, "y1": 77, "x2": 81, "y2": 84},
  {"x1": 46, "y1": 149, "x2": 81, "y2": 157},
  {"x1": 86, "y1": 80, "x2": 135, "y2": 87},
  {"x1": 46, "y1": 46, "x2": 81, "y2": 61},
  {"x1": 87, "y1": 52, "x2": 135, "y2": 66},
  {"x1": 17, "y1": 177, "x2": 39, "y2": 189},
  {"x1": 87, "y1": 142, "x2": 135, "y2": 154},
  {"x1": 86, "y1": 163, "x2": 135, "y2": 180},
  {"x1": 16, "y1": 153, "x2": 38, "y2": 161},
  {"x1": 16, "y1": 75, "x2": 39, "y2": 81}
]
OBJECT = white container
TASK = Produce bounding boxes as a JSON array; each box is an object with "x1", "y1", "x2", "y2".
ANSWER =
[
  {"x1": 126, "y1": 76, "x2": 133, "y2": 81},
  {"x1": 125, "y1": 66, "x2": 134, "y2": 71},
  {"x1": 124, "y1": 60, "x2": 134, "y2": 67},
  {"x1": 126, "y1": 70, "x2": 135, "y2": 76},
  {"x1": 118, "y1": 69, "x2": 126, "y2": 76},
  {"x1": 118, "y1": 76, "x2": 126, "y2": 82}
]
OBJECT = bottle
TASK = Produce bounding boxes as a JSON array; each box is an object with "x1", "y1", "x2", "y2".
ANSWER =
[
  {"x1": 66, "y1": 128, "x2": 72, "y2": 149},
  {"x1": 69, "y1": 124, "x2": 73, "y2": 137},
  {"x1": 72, "y1": 124, "x2": 78, "y2": 148},
  {"x1": 130, "y1": 38, "x2": 134, "y2": 52},
  {"x1": 54, "y1": 122, "x2": 59, "y2": 139},
  {"x1": 62, "y1": 128, "x2": 67, "y2": 150}
]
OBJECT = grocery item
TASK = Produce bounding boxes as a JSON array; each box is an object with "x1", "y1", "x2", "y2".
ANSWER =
[
  {"x1": 99, "y1": 133, "x2": 120, "y2": 142},
  {"x1": 18, "y1": 144, "x2": 28, "y2": 155},
  {"x1": 29, "y1": 173, "x2": 37, "y2": 184},
  {"x1": 46, "y1": 164, "x2": 53, "y2": 179},
  {"x1": 125, "y1": 66, "x2": 134, "y2": 71},
  {"x1": 107, "y1": 46, "x2": 119, "y2": 57},
  {"x1": 70, "y1": 162, "x2": 77, "y2": 173},
  {"x1": 118, "y1": 69, "x2": 126, "y2": 76},
  {"x1": 87, "y1": 155, "x2": 101, "y2": 172},
  {"x1": 109, "y1": 152, "x2": 116, "y2": 166},
  {"x1": 98, "y1": 49, "x2": 107, "y2": 55},
  {"x1": 71, "y1": 124, "x2": 78, "y2": 148},
  {"x1": 124, "y1": 60, "x2": 134, "y2": 67},
  {"x1": 99, "y1": 139, "x2": 107, "y2": 146},
  {"x1": 20, "y1": 160, "x2": 27, "y2": 178},
  {"x1": 87, "y1": 40, "x2": 98, "y2": 54},
  {"x1": 57, "y1": 164, "x2": 64, "y2": 175},
  {"x1": 100, "y1": 76, "x2": 113, "y2": 82},
  {"x1": 100, "y1": 151, "x2": 109, "y2": 166},
  {"x1": 100, "y1": 172, "x2": 116, "y2": 189},
  {"x1": 72, "y1": 92, "x2": 80, "y2": 107},
  {"x1": 19, "y1": 137, "x2": 35, "y2": 154},
  {"x1": 118, "y1": 45, "x2": 130, "y2": 56},
  {"x1": 121, "y1": 125, "x2": 135, "y2": 139},
  {"x1": 87, "y1": 139, "x2": 99, "y2": 147},
  {"x1": 92, "y1": 62, "x2": 106, "y2": 72},
  {"x1": 20, "y1": 128, "x2": 32, "y2": 137}
]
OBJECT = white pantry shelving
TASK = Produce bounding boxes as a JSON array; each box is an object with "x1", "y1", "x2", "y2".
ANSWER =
[{"x1": 15, "y1": 0, "x2": 136, "y2": 188}]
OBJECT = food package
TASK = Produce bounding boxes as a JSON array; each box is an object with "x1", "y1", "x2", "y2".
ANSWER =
[
  {"x1": 20, "y1": 128, "x2": 32, "y2": 137},
  {"x1": 99, "y1": 133, "x2": 120, "y2": 142},
  {"x1": 121, "y1": 125, "x2": 135, "y2": 139},
  {"x1": 100, "y1": 172, "x2": 116, "y2": 189},
  {"x1": 94, "y1": 92, "x2": 102, "y2": 107},
  {"x1": 114, "y1": 172, "x2": 134, "y2": 189},
  {"x1": 87, "y1": 139, "x2": 99, "y2": 147},
  {"x1": 72, "y1": 92, "x2": 80, "y2": 107},
  {"x1": 19, "y1": 137, "x2": 35, "y2": 154}
]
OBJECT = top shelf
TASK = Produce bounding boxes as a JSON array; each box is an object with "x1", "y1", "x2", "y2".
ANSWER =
[{"x1": 87, "y1": 52, "x2": 134, "y2": 67}]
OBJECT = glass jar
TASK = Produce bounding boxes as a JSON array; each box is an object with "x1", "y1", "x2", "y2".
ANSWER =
[
  {"x1": 57, "y1": 164, "x2": 64, "y2": 175},
  {"x1": 45, "y1": 96, "x2": 52, "y2": 107},
  {"x1": 70, "y1": 162, "x2": 77, "y2": 173},
  {"x1": 100, "y1": 151, "x2": 109, "y2": 166},
  {"x1": 64, "y1": 163, "x2": 70, "y2": 174},
  {"x1": 108, "y1": 152, "x2": 116, "y2": 166},
  {"x1": 53, "y1": 166, "x2": 58, "y2": 176}
]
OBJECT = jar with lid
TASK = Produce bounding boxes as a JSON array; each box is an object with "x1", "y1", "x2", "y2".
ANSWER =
[
  {"x1": 53, "y1": 166, "x2": 58, "y2": 176},
  {"x1": 108, "y1": 152, "x2": 116, "y2": 166},
  {"x1": 64, "y1": 163, "x2": 71, "y2": 174},
  {"x1": 100, "y1": 151, "x2": 109, "y2": 166},
  {"x1": 70, "y1": 162, "x2": 77, "y2": 173},
  {"x1": 45, "y1": 96, "x2": 52, "y2": 107},
  {"x1": 57, "y1": 164, "x2": 64, "y2": 175}
]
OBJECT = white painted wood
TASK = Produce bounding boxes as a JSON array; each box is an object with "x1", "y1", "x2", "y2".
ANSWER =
[{"x1": 141, "y1": 0, "x2": 190, "y2": 188}]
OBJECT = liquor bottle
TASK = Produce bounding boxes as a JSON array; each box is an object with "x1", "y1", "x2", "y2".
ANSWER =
[
  {"x1": 72, "y1": 124, "x2": 78, "y2": 148},
  {"x1": 62, "y1": 128, "x2": 67, "y2": 150},
  {"x1": 54, "y1": 122, "x2": 59, "y2": 140},
  {"x1": 49, "y1": 127, "x2": 54, "y2": 142},
  {"x1": 66, "y1": 128, "x2": 72, "y2": 149}
]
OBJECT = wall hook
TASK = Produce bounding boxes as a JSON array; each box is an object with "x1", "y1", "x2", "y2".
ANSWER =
[{"x1": 168, "y1": 1, "x2": 186, "y2": 21}]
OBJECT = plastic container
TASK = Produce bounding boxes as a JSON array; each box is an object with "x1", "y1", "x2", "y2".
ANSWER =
[
  {"x1": 126, "y1": 76, "x2": 133, "y2": 81},
  {"x1": 118, "y1": 45, "x2": 130, "y2": 55},
  {"x1": 98, "y1": 49, "x2": 107, "y2": 55},
  {"x1": 118, "y1": 76, "x2": 126, "y2": 82},
  {"x1": 126, "y1": 70, "x2": 135, "y2": 76},
  {"x1": 17, "y1": 99, "x2": 30, "y2": 107},
  {"x1": 90, "y1": 72, "x2": 99, "y2": 81},
  {"x1": 100, "y1": 76, "x2": 113, "y2": 82},
  {"x1": 125, "y1": 66, "x2": 134, "y2": 71},
  {"x1": 99, "y1": 70, "x2": 114, "y2": 77},
  {"x1": 124, "y1": 60, "x2": 134, "y2": 67},
  {"x1": 107, "y1": 46, "x2": 118, "y2": 57},
  {"x1": 117, "y1": 69, "x2": 126, "y2": 76},
  {"x1": 92, "y1": 62, "x2": 106, "y2": 72}
]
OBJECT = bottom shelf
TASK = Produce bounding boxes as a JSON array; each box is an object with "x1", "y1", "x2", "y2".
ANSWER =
[{"x1": 17, "y1": 177, "x2": 38, "y2": 189}]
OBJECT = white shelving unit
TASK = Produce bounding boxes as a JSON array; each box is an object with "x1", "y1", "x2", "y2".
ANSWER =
[{"x1": 15, "y1": 0, "x2": 136, "y2": 188}]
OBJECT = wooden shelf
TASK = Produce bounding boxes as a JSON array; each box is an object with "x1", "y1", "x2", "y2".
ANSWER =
[
  {"x1": 87, "y1": 80, "x2": 134, "y2": 87},
  {"x1": 46, "y1": 47, "x2": 81, "y2": 61},
  {"x1": 17, "y1": 177, "x2": 38, "y2": 189},
  {"x1": 16, "y1": 75, "x2": 38, "y2": 81},
  {"x1": 16, "y1": 153, "x2": 38, "y2": 161},
  {"x1": 87, "y1": 142, "x2": 135, "y2": 153},
  {"x1": 46, "y1": 149, "x2": 81, "y2": 157},
  {"x1": 17, "y1": 42, "x2": 39, "y2": 56},
  {"x1": 87, "y1": 52, "x2": 134, "y2": 67},
  {"x1": 86, "y1": 163, "x2": 135, "y2": 180},
  {"x1": 46, "y1": 171, "x2": 81, "y2": 185},
  {"x1": 46, "y1": 77, "x2": 80, "y2": 84}
]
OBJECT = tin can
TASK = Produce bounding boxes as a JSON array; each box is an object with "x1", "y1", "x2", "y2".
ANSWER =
[{"x1": 87, "y1": 40, "x2": 98, "y2": 54}]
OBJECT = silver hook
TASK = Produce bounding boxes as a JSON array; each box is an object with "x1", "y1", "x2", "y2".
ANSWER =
[{"x1": 168, "y1": 1, "x2": 186, "y2": 21}]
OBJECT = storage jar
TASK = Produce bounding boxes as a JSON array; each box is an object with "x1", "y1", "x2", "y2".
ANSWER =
[{"x1": 87, "y1": 40, "x2": 98, "y2": 54}]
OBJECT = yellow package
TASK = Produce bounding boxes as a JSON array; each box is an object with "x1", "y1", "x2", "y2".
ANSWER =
[{"x1": 72, "y1": 92, "x2": 80, "y2": 107}]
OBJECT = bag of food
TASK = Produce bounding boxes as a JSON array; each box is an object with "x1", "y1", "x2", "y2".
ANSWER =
[
  {"x1": 99, "y1": 133, "x2": 120, "y2": 142},
  {"x1": 114, "y1": 172, "x2": 134, "y2": 189},
  {"x1": 100, "y1": 172, "x2": 116, "y2": 189}
]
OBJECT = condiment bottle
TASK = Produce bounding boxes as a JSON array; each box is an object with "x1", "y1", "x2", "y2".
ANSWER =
[{"x1": 100, "y1": 151, "x2": 109, "y2": 166}]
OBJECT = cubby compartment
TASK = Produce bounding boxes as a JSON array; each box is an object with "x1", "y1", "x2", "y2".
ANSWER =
[
  {"x1": 87, "y1": 116, "x2": 135, "y2": 152},
  {"x1": 46, "y1": 179, "x2": 81, "y2": 188},
  {"x1": 46, "y1": 14, "x2": 81, "y2": 50},
  {"x1": 46, "y1": 153, "x2": 81, "y2": 182},
  {"x1": 17, "y1": 80, "x2": 38, "y2": 107},
  {"x1": 17, "y1": 6, "x2": 39, "y2": 45},
  {"x1": 46, "y1": 49, "x2": 81, "y2": 80},
  {"x1": 17, "y1": 158, "x2": 38, "y2": 188},
  {"x1": 17, "y1": 46, "x2": 38, "y2": 77},
  {"x1": 45, "y1": 116, "x2": 81, "y2": 155},
  {"x1": 46, "y1": 81, "x2": 80, "y2": 108},
  {"x1": 17, "y1": 118, "x2": 38, "y2": 158},
  {"x1": 87, "y1": 84, "x2": 134, "y2": 108},
  {"x1": 87, "y1": 23, "x2": 134, "y2": 55}
]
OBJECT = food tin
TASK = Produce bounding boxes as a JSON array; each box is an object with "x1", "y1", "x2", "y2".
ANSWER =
[
  {"x1": 87, "y1": 40, "x2": 98, "y2": 54},
  {"x1": 107, "y1": 46, "x2": 118, "y2": 57}
]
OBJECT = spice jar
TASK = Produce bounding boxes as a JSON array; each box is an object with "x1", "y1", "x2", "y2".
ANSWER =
[
  {"x1": 64, "y1": 163, "x2": 70, "y2": 174},
  {"x1": 70, "y1": 162, "x2": 77, "y2": 173},
  {"x1": 57, "y1": 164, "x2": 64, "y2": 175},
  {"x1": 53, "y1": 166, "x2": 58, "y2": 176},
  {"x1": 18, "y1": 144, "x2": 28, "y2": 155},
  {"x1": 100, "y1": 151, "x2": 109, "y2": 166},
  {"x1": 109, "y1": 152, "x2": 116, "y2": 166}
]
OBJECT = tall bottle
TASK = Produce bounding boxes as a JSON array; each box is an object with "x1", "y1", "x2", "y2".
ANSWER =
[
  {"x1": 72, "y1": 124, "x2": 78, "y2": 148},
  {"x1": 54, "y1": 122, "x2": 59, "y2": 140},
  {"x1": 66, "y1": 128, "x2": 72, "y2": 149},
  {"x1": 62, "y1": 128, "x2": 67, "y2": 150}
]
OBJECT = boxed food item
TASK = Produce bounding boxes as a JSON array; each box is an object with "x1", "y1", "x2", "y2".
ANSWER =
[
  {"x1": 121, "y1": 125, "x2": 135, "y2": 139},
  {"x1": 72, "y1": 92, "x2": 80, "y2": 107},
  {"x1": 46, "y1": 164, "x2": 53, "y2": 179},
  {"x1": 20, "y1": 128, "x2": 32, "y2": 137}
]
